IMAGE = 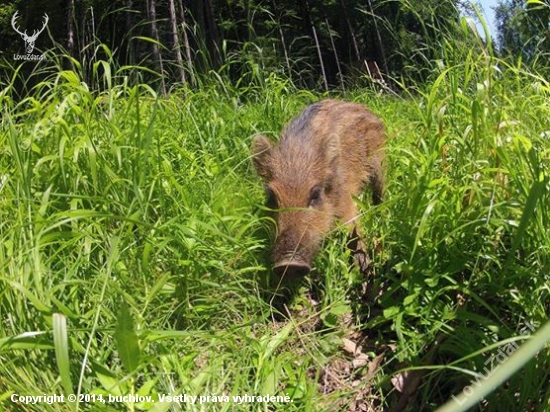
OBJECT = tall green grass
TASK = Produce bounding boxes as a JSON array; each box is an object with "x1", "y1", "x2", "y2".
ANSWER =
[{"x1": 1, "y1": 17, "x2": 549, "y2": 412}]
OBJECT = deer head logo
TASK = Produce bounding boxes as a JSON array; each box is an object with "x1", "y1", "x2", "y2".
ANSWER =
[{"x1": 11, "y1": 11, "x2": 49, "y2": 55}]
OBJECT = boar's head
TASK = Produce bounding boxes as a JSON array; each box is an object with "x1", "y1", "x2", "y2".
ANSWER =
[{"x1": 252, "y1": 133, "x2": 341, "y2": 279}]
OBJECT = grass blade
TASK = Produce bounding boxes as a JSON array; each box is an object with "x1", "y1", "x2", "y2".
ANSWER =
[
  {"x1": 53, "y1": 313, "x2": 74, "y2": 398},
  {"x1": 114, "y1": 302, "x2": 141, "y2": 375}
]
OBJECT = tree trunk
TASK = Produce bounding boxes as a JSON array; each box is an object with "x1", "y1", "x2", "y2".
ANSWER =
[
  {"x1": 326, "y1": 19, "x2": 344, "y2": 89},
  {"x1": 146, "y1": 0, "x2": 167, "y2": 95},
  {"x1": 188, "y1": 0, "x2": 221, "y2": 72},
  {"x1": 204, "y1": 0, "x2": 221, "y2": 69},
  {"x1": 271, "y1": 0, "x2": 291, "y2": 78},
  {"x1": 305, "y1": 0, "x2": 328, "y2": 91},
  {"x1": 168, "y1": 0, "x2": 186, "y2": 86},
  {"x1": 178, "y1": 0, "x2": 195, "y2": 86},
  {"x1": 65, "y1": 0, "x2": 75, "y2": 70},
  {"x1": 340, "y1": 0, "x2": 361, "y2": 61},
  {"x1": 367, "y1": 0, "x2": 390, "y2": 84},
  {"x1": 67, "y1": 0, "x2": 75, "y2": 57},
  {"x1": 125, "y1": 0, "x2": 135, "y2": 67}
]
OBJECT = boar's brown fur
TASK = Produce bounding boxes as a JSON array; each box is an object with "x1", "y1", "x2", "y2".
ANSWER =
[{"x1": 252, "y1": 99, "x2": 384, "y2": 279}]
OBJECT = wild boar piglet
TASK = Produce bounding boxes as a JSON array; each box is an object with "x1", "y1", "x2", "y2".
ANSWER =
[{"x1": 252, "y1": 99, "x2": 385, "y2": 278}]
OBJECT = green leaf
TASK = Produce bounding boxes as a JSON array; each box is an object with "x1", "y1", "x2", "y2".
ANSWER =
[
  {"x1": 0, "y1": 332, "x2": 52, "y2": 351},
  {"x1": 264, "y1": 322, "x2": 293, "y2": 359},
  {"x1": 383, "y1": 306, "x2": 400, "y2": 319},
  {"x1": 93, "y1": 362, "x2": 123, "y2": 396},
  {"x1": 261, "y1": 365, "x2": 278, "y2": 395},
  {"x1": 53, "y1": 313, "x2": 74, "y2": 397},
  {"x1": 505, "y1": 173, "x2": 546, "y2": 267},
  {"x1": 114, "y1": 302, "x2": 140, "y2": 374},
  {"x1": 6, "y1": 281, "x2": 51, "y2": 313}
]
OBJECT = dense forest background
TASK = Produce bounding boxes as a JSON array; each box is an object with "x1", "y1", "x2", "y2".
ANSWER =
[{"x1": 0, "y1": 0, "x2": 548, "y2": 94}]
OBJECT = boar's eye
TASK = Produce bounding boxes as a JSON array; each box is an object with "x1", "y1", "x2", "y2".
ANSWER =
[
  {"x1": 308, "y1": 184, "x2": 323, "y2": 207},
  {"x1": 265, "y1": 187, "x2": 278, "y2": 209}
]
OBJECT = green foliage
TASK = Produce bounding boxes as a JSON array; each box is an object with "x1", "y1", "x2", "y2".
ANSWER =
[
  {"x1": 0, "y1": 14, "x2": 549, "y2": 412},
  {"x1": 495, "y1": 0, "x2": 550, "y2": 69}
]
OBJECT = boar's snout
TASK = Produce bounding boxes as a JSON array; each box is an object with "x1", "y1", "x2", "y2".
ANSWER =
[
  {"x1": 271, "y1": 226, "x2": 319, "y2": 279},
  {"x1": 272, "y1": 261, "x2": 311, "y2": 279}
]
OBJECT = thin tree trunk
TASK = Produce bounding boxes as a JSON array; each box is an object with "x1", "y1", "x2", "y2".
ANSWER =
[
  {"x1": 326, "y1": 19, "x2": 344, "y2": 89},
  {"x1": 188, "y1": 1, "x2": 209, "y2": 71},
  {"x1": 65, "y1": 0, "x2": 75, "y2": 71},
  {"x1": 340, "y1": 0, "x2": 361, "y2": 61},
  {"x1": 278, "y1": 24, "x2": 291, "y2": 79},
  {"x1": 312, "y1": 23, "x2": 329, "y2": 91},
  {"x1": 67, "y1": 0, "x2": 75, "y2": 57},
  {"x1": 305, "y1": 0, "x2": 328, "y2": 91},
  {"x1": 84, "y1": 6, "x2": 96, "y2": 86},
  {"x1": 147, "y1": 0, "x2": 167, "y2": 95},
  {"x1": 126, "y1": 0, "x2": 134, "y2": 67},
  {"x1": 178, "y1": 0, "x2": 195, "y2": 86},
  {"x1": 271, "y1": 1, "x2": 291, "y2": 78},
  {"x1": 204, "y1": 0, "x2": 221, "y2": 69},
  {"x1": 168, "y1": 0, "x2": 186, "y2": 86},
  {"x1": 367, "y1": 0, "x2": 390, "y2": 85}
]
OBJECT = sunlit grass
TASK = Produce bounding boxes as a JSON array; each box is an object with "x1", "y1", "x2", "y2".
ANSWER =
[{"x1": 0, "y1": 19, "x2": 549, "y2": 412}]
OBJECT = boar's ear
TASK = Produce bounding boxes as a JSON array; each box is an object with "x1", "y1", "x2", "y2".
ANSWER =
[{"x1": 251, "y1": 134, "x2": 274, "y2": 180}]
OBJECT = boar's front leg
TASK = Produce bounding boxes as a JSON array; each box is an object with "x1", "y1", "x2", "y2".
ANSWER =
[
  {"x1": 347, "y1": 226, "x2": 371, "y2": 274},
  {"x1": 341, "y1": 200, "x2": 371, "y2": 275},
  {"x1": 369, "y1": 155, "x2": 384, "y2": 206},
  {"x1": 344, "y1": 164, "x2": 384, "y2": 275}
]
